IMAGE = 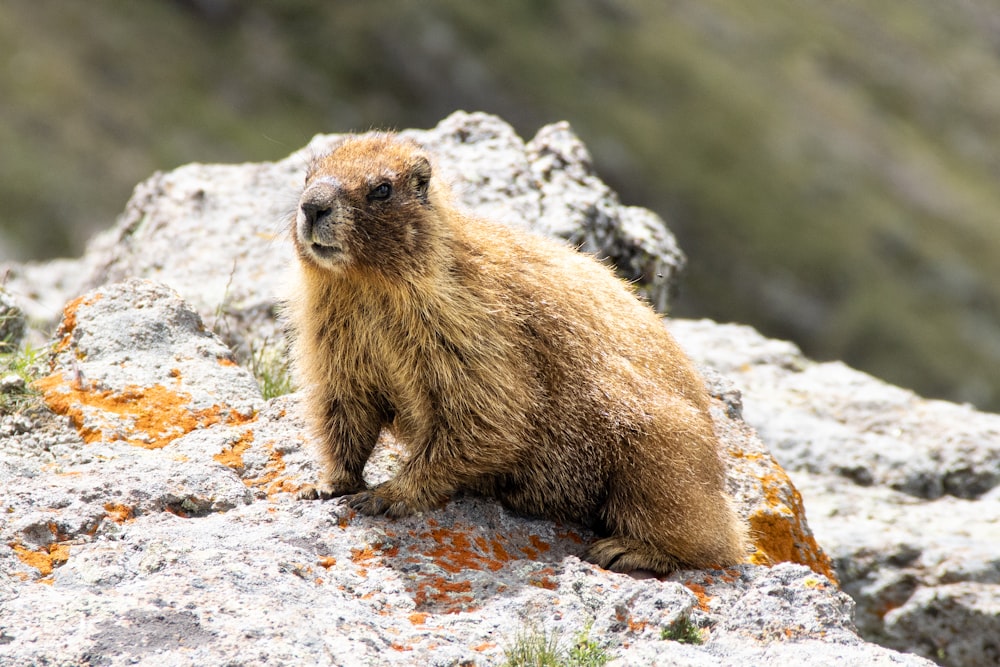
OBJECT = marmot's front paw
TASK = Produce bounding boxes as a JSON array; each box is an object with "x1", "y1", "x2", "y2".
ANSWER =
[
  {"x1": 298, "y1": 479, "x2": 365, "y2": 501},
  {"x1": 344, "y1": 487, "x2": 423, "y2": 519},
  {"x1": 345, "y1": 483, "x2": 444, "y2": 519}
]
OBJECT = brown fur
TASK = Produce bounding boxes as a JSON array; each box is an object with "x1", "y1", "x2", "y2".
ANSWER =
[{"x1": 287, "y1": 133, "x2": 747, "y2": 573}]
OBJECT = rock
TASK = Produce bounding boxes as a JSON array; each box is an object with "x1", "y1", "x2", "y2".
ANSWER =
[
  {"x1": 1, "y1": 286, "x2": 904, "y2": 665},
  {"x1": 33, "y1": 279, "x2": 262, "y2": 450},
  {"x1": 0, "y1": 374, "x2": 25, "y2": 394},
  {"x1": 0, "y1": 113, "x2": 937, "y2": 666},
  {"x1": 0, "y1": 279, "x2": 926, "y2": 666},
  {"x1": 673, "y1": 319, "x2": 1000, "y2": 667},
  {"x1": 0, "y1": 111, "x2": 685, "y2": 360}
]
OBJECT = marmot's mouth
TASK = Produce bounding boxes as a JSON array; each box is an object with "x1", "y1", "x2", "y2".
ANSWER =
[{"x1": 309, "y1": 242, "x2": 344, "y2": 261}]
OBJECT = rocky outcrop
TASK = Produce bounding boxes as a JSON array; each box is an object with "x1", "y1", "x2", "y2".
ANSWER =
[
  {"x1": 0, "y1": 112, "x2": 955, "y2": 665},
  {"x1": 3, "y1": 112, "x2": 683, "y2": 355},
  {"x1": 2, "y1": 278, "x2": 920, "y2": 666},
  {"x1": 672, "y1": 320, "x2": 1000, "y2": 667}
]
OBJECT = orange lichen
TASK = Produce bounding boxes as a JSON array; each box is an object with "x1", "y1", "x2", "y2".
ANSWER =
[
  {"x1": 350, "y1": 543, "x2": 399, "y2": 572},
  {"x1": 103, "y1": 503, "x2": 135, "y2": 524},
  {"x1": 164, "y1": 505, "x2": 190, "y2": 519},
  {"x1": 10, "y1": 542, "x2": 70, "y2": 577},
  {"x1": 242, "y1": 441, "x2": 303, "y2": 496},
  {"x1": 53, "y1": 294, "x2": 103, "y2": 353},
  {"x1": 745, "y1": 455, "x2": 837, "y2": 583},
  {"x1": 413, "y1": 576, "x2": 474, "y2": 612},
  {"x1": 528, "y1": 567, "x2": 558, "y2": 590},
  {"x1": 683, "y1": 581, "x2": 712, "y2": 612},
  {"x1": 556, "y1": 529, "x2": 584, "y2": 544},
  {"x1": 529, "y1": 535, "x2": 551, "y2": 553},
  {"x1": 213, "y1": 431, "x2": 255, "y2": 471},
  {"x1": 627, "y1": 616, "x2": 649, "y2": 633},
  {"x1": 418, "y1": 525, "x2": 514, "y2": 573},
  {"x1": 351, "y1": 546, "x2": 380, "y2": 566},
  {"x1": 408, "y1": 612, "x2": 429, "y2": 625},
  {"x1": 472, "y1": 642, "x2": 497, "y2": 652},
  {"x1": 34, "y1": 373, "x2": 255, "y2": 449},
  {"x1": 491, "y1": 539, "x2": 513, "y2": 562},
  {"x1": 46, "y1": 522, "x2": 71, "y2": 542}
]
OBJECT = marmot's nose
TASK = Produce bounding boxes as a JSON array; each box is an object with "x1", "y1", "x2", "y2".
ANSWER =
[
  {"x1": 299, "y1": 181, "x2": 342, "y2": 231},
  {"x1": 300, "y1": 200, "x2": 333, "y2": 229}
]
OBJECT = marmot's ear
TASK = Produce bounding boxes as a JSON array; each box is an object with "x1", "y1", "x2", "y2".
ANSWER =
[{"x1": 412, "y1": 156, "x2": 432, "y2": 203}]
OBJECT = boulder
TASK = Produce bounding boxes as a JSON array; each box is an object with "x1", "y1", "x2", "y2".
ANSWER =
[
  {"x1": 1, "y1": 278, "x2": 925, "y2": 666},
  {"x1": 1, "y1": 111, "x2": 684, "y2": 355},
  {"x1": 672, "y1": 319, "x2": 1000, "y2": 667},
  {"x1": 0, "y1": 112, "x2": 939, "y2": 665}
]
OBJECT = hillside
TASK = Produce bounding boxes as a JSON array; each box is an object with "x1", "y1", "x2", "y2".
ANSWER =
[{"x1": 2, "y1": 0, "x2": 999, "y2": 410}]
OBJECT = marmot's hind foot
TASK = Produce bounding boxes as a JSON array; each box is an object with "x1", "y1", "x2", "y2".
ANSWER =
[{"x1": 584, "y1": 536, "x2": 683, "y2": 575}]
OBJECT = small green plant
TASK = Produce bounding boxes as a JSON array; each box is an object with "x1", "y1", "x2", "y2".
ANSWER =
[
  {"x1": 660, "y1": 616, "x2": 704, "y2": 645},
  {"x1": 565, "y1": 625, "x2": 611, "y2": 667},
  {"x1": 503, "y1": 625, "x2": 563, "y2": 667},
  {"x1": 0, "y1": 343, "x2": 47, "y2": 415},
  {"x1": 248, "y1": 338, "x2": 294, "y2": 400},
  {"x1": 209, "y1": 261, "x2": 294, "y2": 400},
  {"x1": 503, "y1": 622, "x2": 610, "y2": 667}
]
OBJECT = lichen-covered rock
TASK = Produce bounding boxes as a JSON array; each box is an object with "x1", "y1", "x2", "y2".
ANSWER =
[
  {"x1": 673, "y1": 318, "x2": 1000, "y2": 667},
  {"x1": 699, "y1": 368, "x2": 835, "y2": 582},
  {"x1": 0, "y1": 281, "x2": 929, "y2": 666},
  {"x1": 34, "y1": 279, "x2": 262, "y2": 450},
  {"x1": 0, "y1": 114, "x2": 944, "y2": 666}
]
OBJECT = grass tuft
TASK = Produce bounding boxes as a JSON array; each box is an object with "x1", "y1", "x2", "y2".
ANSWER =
[
  {"x1": 503, "y1": 622, "x2": 611, "y2": 667},
  {"x1": 660, "y1": 616, "x2": 704, "y2": 645},
  {"x1": 249, "y1": 339, "x2": 294, "y2": 400},
  {"x1": 0, "y1": 343, "x2": 47, "y2": 416}
]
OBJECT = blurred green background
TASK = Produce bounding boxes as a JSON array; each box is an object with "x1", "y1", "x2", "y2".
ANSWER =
[{"x1": 2, "y1": 0, "x2": 999, "y2": 411}]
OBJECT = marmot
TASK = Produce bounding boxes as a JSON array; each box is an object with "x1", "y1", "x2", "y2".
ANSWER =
[{"x1": 288, "y1": 133, "x2": 747, "y2": 574}]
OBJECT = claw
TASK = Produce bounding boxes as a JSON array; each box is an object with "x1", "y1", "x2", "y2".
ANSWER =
[
  {"x1": 584, "y1": 536, "x2": 681, "y2": 575},
  {"x1": 298, "y1": 485, "x2": 322, "y2": 501},
  {"x1": 342, "y1": 489, "x2": 421, "y2": 518},
  {"x1": 384, "y1": 501, "x2": 414, "y2": 519},
  {"x1": 298, "y1": 479, "x2": 365, "y2": 501},
  {"x1": 344, "y1": 490, "x2": 391, "y2": 515}
]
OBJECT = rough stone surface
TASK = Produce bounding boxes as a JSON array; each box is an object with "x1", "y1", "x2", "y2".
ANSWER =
[
  {"x1": 673, "y1": 319, "x2": 1000, "y2": 667},
  {"x1": 0, "y1": 278, "x2": 928, "y2": 666},
  {"x1": 0, "y1": 112, "x2": 951, "y2": 665},
  {"x1": 34, "y1": 279, "x2": 262, "y2": 450}
]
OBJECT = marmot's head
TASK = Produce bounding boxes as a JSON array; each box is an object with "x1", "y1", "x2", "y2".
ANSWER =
[{"x1": 295, "y1": 134, "x2": 436, "y2": 274}]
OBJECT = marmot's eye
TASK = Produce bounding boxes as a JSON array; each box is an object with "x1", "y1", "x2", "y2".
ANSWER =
[{"x1": 367, "y1": 183, "x2": 392, "y2": 201}]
